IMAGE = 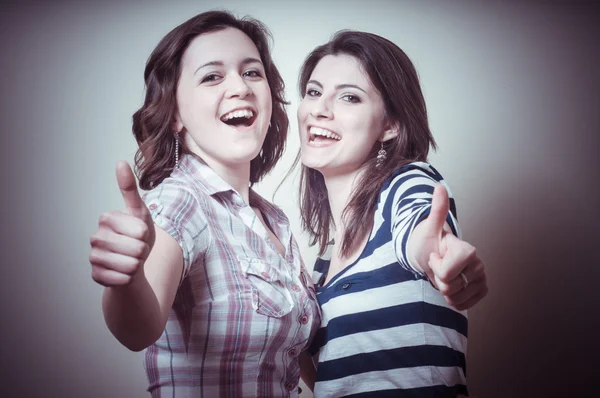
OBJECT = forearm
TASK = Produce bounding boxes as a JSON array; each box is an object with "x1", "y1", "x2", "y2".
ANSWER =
[
  {"x1": 102, "y1": 274, "x2": 164, "y2": 351},
  {"x1": 406, "y1": 221, "x2": 431, "y2": 275}
]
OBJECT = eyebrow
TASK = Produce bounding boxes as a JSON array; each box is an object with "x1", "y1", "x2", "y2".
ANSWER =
[
  {"x1": 306, "y1": 80, "x2": 367, "y2": 94},
  {"x1": 194, "y1": 57, "x2": 263, "y2": 75}
]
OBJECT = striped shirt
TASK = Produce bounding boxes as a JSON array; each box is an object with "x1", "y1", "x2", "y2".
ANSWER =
[
  {"x1": 310, "y1": 162, "x2": 468, "y2": 397},
  {"x1": 142, "y1": 154, "x2": 321, "y2": 397}
]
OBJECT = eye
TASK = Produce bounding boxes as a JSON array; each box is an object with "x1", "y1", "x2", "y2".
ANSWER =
[
  {"x1": 306, "y1": 89, "x2": 321, "y2": 97},
  {"x1": 200, "y1": 74, "x2": 221, "y2": 84},
  {"x1": 243, "y1": 69, "x2": 262, "y2": 78},
  {"x1": 341, "y1": 94, "x2": 361, "y2": 103}
]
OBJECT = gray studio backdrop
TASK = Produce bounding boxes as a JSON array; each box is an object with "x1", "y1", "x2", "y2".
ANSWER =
[{"x1": 1, "y1": 0, "x2": 598, "y2": 397}]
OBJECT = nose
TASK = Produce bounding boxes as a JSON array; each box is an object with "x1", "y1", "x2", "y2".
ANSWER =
[
  {"x1": 225, "y1": 73, "x2": 252, "y2": 99},
  {"x1": 310, "y1": 96, "x2": 333, "y2": 119}
]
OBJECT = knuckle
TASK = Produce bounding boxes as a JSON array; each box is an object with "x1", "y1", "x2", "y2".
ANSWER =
[
  {"x1": 89, "y1": 232, "x2": 106, "y2": 247},
  {"x1": 466, "y1": 246, "x2": 477, "y2": 260},
  {"x1": 436, "y1": 269, "x2": 452, "y2": 283},
  {"x1": 134, "y1": 222, "x2": 149, "y2": 240},
  {"x1": 89, "y1": 248, "x2": 101, "y2": 264},
  {"x1": 100, "y1": 210, "x2": 124, "y2": 226},
  {"x1": 133, "y1": 243, "x2": 146, "y2": 259},
  {"x1": 141, "y1": 243, "x2": 151, "y2": 259},
  {"x1": 140, "y1": 223, "x2": 149, "y2": 237},
  {"x1": 89, "y1": 234, "x2": 99, "y2": 247},
  {"x1": 90, "y1": 267, "x2": 105, "y2": 284},
  {"x1": 98, "y1": 212, "x2": 110, "y2": 225},
  {"x1": 124, "y1": 258, "x2": 142, "y2": 275},
  {"x1": 455, "y1": 244, "x2": 468, "y2": 258},
  {"x1": 437, "y1": 282, "x2": 452, "y2": 296}
]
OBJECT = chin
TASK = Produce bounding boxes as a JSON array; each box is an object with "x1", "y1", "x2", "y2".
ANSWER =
[
  {"x1": 229, "y1": 146, "x2": 262, "y2": 163},
  {"x1": 300, "y1": 157, "x2": 327, "y2": 173}
]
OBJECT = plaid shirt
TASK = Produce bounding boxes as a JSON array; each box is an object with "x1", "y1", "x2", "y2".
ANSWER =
[{"x1": 142, "y1": 154, "x2": 321, "y2": 397}]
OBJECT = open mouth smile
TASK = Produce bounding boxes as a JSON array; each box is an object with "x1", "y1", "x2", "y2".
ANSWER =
[
  {"x1": 220, "y1": 108, "x2": 257, "y2": 128},
  {"x1": 308, "y1": 126, "x2": 342, "y2": 143}
]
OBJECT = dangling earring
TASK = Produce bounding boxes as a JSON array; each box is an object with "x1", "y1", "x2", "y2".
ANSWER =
[
  {"x1": 376, "y1": 141, "x2": 387, "y2": 168},
  {"x1": 174, "y1": 132, "x2": 180, "y2": 169}
]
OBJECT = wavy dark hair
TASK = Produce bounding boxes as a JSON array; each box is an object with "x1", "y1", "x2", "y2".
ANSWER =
[
  {"x1": 297, "y1": 30, "x2": 437, "y2": 256},
  {"x1": 132, "y1": 10, "x2": 289, "y2": 190}
]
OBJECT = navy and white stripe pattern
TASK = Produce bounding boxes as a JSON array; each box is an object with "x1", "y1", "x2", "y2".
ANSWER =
[{"x1": 310, "y1": 162, "x2": 468, "y2": 397}]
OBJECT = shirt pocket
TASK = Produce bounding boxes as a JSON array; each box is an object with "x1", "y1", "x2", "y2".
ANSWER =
[{"x1": 239, "y1": 257, "x2": 294, "y2": 318}]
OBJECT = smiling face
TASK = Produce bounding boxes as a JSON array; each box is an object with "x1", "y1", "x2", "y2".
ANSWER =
[
  {"x1": 297, "y1": 54, "x2": 398, "y2": 178},
  {"x1": 175, "y1": 27, "x2": 272, "y2": 173}
]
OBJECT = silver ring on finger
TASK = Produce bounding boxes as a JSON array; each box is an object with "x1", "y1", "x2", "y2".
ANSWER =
[{"x1": 460, "y1": 272, "x2": 469, "y2": 289}]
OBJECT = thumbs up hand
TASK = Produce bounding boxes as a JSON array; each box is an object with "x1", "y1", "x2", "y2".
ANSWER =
[
  {"x1": 89, "y1": 161, "x2": 156, "y2": 287},
  {"x1": 406, "y1": 184, "x2": 451, "y2": 274},
  {"x1": 407, "y1": 184, "x2": 488, "y2": 310},
  {"x1": 428, "y1": 233, "x2": 487, "y2": 311}
]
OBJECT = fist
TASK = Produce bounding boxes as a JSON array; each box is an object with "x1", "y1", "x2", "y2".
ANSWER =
[
  {"x1": 89, "y1": 161, "x2": 156, "y2": 287},
  {"x1": 429, "y1": 234, "x2": 488, "y2": 311}
]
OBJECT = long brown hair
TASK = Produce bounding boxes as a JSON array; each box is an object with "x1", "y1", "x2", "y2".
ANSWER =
[
  {"x1": 132, "y1": 10, "x2": 289, "y2": 190},
  {"x1": 298, "y1": 30, "x2": 437, "y2": 256}
]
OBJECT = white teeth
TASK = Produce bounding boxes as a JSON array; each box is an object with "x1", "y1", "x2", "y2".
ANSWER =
[
  {"x1": 309, "y1": 126, "x2": 341, "y2": 140},
  {"x1": 222, "y1": 109, "x2": 254, "y2": 120}
]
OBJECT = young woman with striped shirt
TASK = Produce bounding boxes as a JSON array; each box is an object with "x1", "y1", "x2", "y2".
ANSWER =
[{"x1": 296, "y1": 31, "x2": 488, "y2": 397}]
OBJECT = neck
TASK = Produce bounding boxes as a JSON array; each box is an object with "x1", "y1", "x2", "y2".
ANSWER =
[
  {"x1": 322, "y1": 168, "x2": 364, "y2": 237},
  {"x1": 212, "y1": 162, "x2": 251, "y2": 202},
  {"x1": 184, "y1": 133, "x2": 252, "y2": 203}
]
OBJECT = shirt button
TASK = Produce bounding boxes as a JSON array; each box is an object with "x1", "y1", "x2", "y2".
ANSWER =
[
  {"x1": 148, "y1": 203, "x2": 158, "y2": 210},
  {"x1": 261, "y1": 271, "x2": 270, "y2": 279},
  {"x1": 233, "y1": 196, "x2": 245, "y2": 208},
  {"x1": 289, "y1": 348, "x2": 297, "y2": 357},
  {"x1": 342, "y1": 282, "x2": 351, "y2": 290},
  {"x1": 291, "y1": 284, "x2": 301, "y2": 292},
  {"x1": 300, "y1": 315, "x2": 309, "y2": 325}
]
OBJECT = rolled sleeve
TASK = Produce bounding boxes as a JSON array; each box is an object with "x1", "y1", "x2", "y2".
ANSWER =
[{"x1": 389, "y1": 164, "x2": 461, "y2": 276}]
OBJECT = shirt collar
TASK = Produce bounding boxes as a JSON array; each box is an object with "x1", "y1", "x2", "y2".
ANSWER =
[
  {"x1": 176, "y1": 154, "x2": 288, "y2": 225},
  {"x1": 177, "y1": 154, "x2": 236, "y2": 196}
]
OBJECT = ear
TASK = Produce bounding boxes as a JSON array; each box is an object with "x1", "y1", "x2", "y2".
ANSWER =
[
  {"x1": 173, "y1": 112, "x2": 184, "y2": 134},
  {"x1": 380, "y1": 122, "x2": 401, "y2": 142}
]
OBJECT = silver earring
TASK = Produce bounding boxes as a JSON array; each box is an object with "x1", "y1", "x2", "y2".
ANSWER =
[
  {"x1": 376, "y1": 141, "x2": 387, "y2": 168},
  {"x1": 174, "y1": 132, "x2": 180, "y2": 169}
]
